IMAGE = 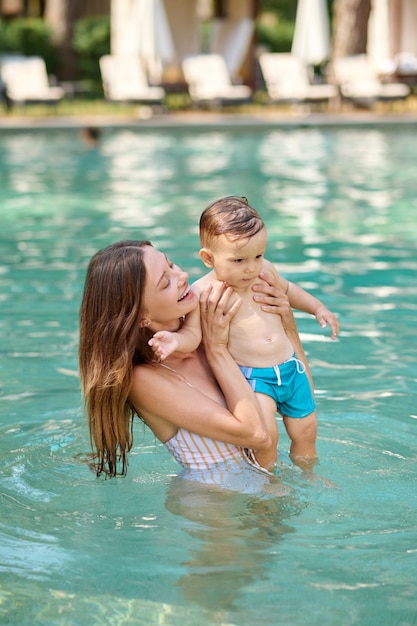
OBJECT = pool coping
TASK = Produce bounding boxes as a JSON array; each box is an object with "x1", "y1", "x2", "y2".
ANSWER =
[{"x1": 1, "y1": 110, "x2": 417, "y2": 131}]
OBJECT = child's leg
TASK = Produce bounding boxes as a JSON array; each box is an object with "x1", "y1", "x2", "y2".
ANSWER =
[
  {"x1": 253, "y1": 392, "x2": 279, "y2": 471},
  {"x1": 282, "y1": 410, "x2": 318, "y2": 470}
]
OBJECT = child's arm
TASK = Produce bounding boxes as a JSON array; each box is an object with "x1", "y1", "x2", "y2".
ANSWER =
[
  {"x1": 148, "y1": 306, "x2": 202, "y2": 360},
  {"x1": 286, "y1": 282, "x2": 339, "y2": 340},
  {"x1": 263, "y1": 260, "x2": 339, "y2": 340}
]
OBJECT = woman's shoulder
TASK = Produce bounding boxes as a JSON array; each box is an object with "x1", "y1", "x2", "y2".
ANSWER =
[
  {"x1": 129, "y1": 354, "x2": 212, "y2": 443},
  {"x1": 131, "y1": 353, "x2": 203, "y2": 391},
  {"x1": 130, "y1": 362, "x2": 156, "y2": 400},
  {"x1": 130, "y1": 363, "x2": 179, "y2": 443}
]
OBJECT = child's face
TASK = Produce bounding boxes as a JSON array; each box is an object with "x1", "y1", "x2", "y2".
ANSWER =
[{"x1": 209, "y1": 227, "x2": 267, "y2": 289}]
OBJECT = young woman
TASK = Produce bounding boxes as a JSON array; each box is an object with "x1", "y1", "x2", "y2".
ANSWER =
[{"x1": 79, "y1": 240, "x2": 307, "y2": 491}]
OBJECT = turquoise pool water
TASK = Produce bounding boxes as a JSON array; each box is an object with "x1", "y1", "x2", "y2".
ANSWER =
[{"x1": 0, "y1": 124, "x2": 416, "y2": 625}]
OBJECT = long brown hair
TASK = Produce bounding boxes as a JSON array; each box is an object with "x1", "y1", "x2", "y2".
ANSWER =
[{"x1": 79, "y1": 240, "x2": 155, "y2": 477}]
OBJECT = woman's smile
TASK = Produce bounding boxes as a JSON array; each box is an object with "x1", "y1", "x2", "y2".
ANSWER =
[{"x1": 178, "y1": 286, "x2": 191, "y2": 301}]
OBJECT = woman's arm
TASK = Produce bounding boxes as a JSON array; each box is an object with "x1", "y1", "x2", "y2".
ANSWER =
[
  {"x1": 130, "y1": 282, "x2": 272, "y2": 453},
  {"x1": 199, "y1": 281, "x2": 274, "y2": 451},
  {"x1": 252, "y1": 271, "x2": 314, "y2": 390}
]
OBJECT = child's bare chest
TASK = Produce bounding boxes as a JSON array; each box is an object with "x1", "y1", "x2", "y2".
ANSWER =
[
  {"x1": 227, "y1": 293, "x2": 293, "y2": 367},
  {"x1": 230, "y1": 295, "x2": 282, "y2": 341}
]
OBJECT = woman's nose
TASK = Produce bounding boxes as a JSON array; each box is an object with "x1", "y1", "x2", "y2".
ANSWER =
[{"x1": 180, "y1": 270, "x2": 188, "y2": 282}]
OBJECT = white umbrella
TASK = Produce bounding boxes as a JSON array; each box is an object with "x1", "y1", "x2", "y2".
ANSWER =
[
  {"x1": 367, "y1": 0, "x2": 393, "y2": 73},
  {"x1": 291, "y1": 0, "x2": 331, "y2": 66},
  {"x1": 111, "y1": 0, "x2": 176, "y2": 82},
  {"x1": 132, "y1": 0, "x2": 176, "y2": 82},
  {"x1": 111, "y1": 0, "x2": 132, "y2": 55}
]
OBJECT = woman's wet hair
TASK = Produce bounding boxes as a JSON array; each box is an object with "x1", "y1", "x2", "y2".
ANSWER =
[{"x1": 79, "y1": 240, "x2": 155, "y2": 477}]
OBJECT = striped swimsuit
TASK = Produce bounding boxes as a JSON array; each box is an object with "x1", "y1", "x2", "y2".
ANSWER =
[
  {"x1": 160, "y1": 364, "x2": 273, "y2": 491},
  {"x1": 165, "y1": 427, "x2": 249, "y2": 471}
]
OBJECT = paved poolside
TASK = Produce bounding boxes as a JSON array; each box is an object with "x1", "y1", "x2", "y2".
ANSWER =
[{"x1": 1, "y1": 108, "x2": 417, "y2": 130}]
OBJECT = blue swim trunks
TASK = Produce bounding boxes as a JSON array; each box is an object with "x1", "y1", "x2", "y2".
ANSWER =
[{"x1": 239, "y1": 354, "x2": 316, "y2": 418}]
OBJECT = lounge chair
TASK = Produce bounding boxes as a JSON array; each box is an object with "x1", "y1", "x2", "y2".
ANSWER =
[
  {"x1": 182, "y1": 54, "x2": 252, "y2": 106},
  {"x1": 0, "y1": 56, "x2": 64, "y2": 106},
  {"x1": 259, "y1": 53, "x2": 337, "y2": 105},
  {"x1": 395, "y1": 52, "x2": 417, "y2": 79},
  {"x1": 99, "y1": 55, "x2": 165, "y2": 104},
  {"x1": 332, "y1": 55, "x2": 410, "y2": 105}
]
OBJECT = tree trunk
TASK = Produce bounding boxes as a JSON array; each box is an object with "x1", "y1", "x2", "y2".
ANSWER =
[
  {"x1": 44, "y1": 0, "x2": 83, "y2": 80},
  {"x1": 332, "y1": 0, "x2": 372, "y2": 58}
]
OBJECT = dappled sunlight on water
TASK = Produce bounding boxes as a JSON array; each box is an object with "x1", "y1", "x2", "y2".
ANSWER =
[{"x1": 0, "y1": 125, "x2": 416, "y2": 625}]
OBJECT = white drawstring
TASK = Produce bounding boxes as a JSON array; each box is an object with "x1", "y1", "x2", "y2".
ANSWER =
[
  {"x1": 273, "y1": 356, "x2": 305, "y2": 385},
  {"x1": 273, "y1": 365, "x2": 282, "y2": 386}
]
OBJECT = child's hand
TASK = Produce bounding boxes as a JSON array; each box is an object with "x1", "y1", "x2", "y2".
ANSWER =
[
  {"x1": 148, "y1": 331, "x2": 179, "y2": 360},
  {"x1": 314, "y1": 306, "x2": 339, "y2": 340}
]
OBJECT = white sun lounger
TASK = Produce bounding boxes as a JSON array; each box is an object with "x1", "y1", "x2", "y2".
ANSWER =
[
  {"x1": 259, "y1": 52, "x2": 337, "y2": 104},
  {"x1": 182, "y1": 54, "x2": 252, "y2": 106},
  {"x1": 99, "y1": 55, "x2": 165, "y2": 104},
  {"x1": 1, "y1": 56, "x2": 64, "y2": 105},
  {"x1": 333, "y1": 55, "x2": 410, "y2": 104}
]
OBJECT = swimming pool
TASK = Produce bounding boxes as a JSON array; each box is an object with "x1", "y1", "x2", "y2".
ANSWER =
[{"x1": 1, "y1": 123, "x2": 416, "y2": 625}]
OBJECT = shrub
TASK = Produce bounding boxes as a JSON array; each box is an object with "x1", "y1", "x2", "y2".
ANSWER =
[
  {"x1": 0, "y1": 18, "x2": 56, "y2": 72},
  {"x1": 73, "y1": 17, "x2": 110, "y2": 86},
  {"x1": 256, "y1": 13, "x2": 295, "y2": 53}
]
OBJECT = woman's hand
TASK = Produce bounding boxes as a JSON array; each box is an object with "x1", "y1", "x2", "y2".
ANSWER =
[
  {"x1": 252, "y1": 271, "x2": 297, "y2": 333},
  {"x1": 199, "y1": 282, "x2": 241, "y2": 352}
]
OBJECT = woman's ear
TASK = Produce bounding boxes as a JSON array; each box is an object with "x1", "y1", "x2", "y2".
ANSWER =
[
  {"x1": 139, "y1": 318, "x2": 151, "y2": 328},
  {"x1": 199, "y1": 248, "x2": 214, "y2": 268}
]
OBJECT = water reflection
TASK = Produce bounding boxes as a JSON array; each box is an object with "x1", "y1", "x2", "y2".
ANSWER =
[
  {"x1": 1, "y1": 125, "x2": 417, "y2": 624},
  {"x1": 1, "y1": 127, "x2": 416, "y2": 242},
  {"x1": 165, "y1": 475, "x2": 304, "y2": 612}
]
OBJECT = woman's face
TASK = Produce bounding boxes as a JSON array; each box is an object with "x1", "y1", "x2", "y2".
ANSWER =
[{"x1": 141, "y1": 246, "x2": 198, "y2": 331}]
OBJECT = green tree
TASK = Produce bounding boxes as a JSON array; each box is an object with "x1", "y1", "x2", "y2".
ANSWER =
[
  {"x1": 73, "y1": 17, "x2": 110, "y2": 88},
  {"x1": 44, "y1": 0, "x2": 83, "y2": 80},
  {"x1": 0, "y1": 18, "x2": 55, "y2": 72}
]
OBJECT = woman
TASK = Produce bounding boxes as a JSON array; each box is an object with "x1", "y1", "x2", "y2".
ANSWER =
[{"x1": 79, "y1": 240, "x2": 311, "y2": 489}]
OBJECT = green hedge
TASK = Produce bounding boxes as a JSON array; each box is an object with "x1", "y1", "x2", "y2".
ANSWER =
[
  {"x1": 256, "y1": 18, "x2": 295, "y2": 53},
  {"x1": 0, "y1": 16, "x2": 110, "y2": 87},
  {"x1": 260, "y1": 0, "x2": 296, "y2": 21},
  {"x1": 73, "y1": 16, "x2": 110, "y2": 86},
  {"x1": 0, "y1": 18, "x2": 56, "y2": 71}
]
